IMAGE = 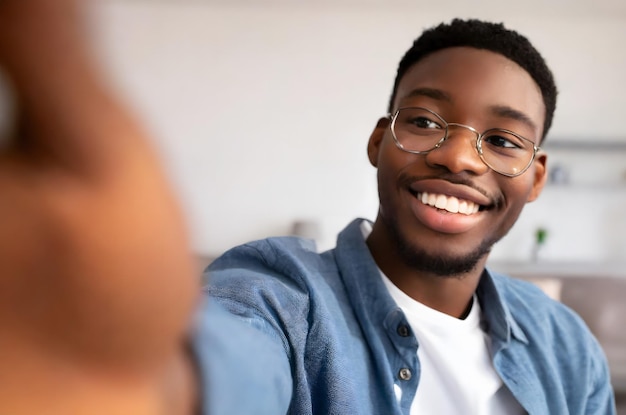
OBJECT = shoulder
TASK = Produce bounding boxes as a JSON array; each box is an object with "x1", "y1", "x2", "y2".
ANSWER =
[
  {"x1": 489, "y1": 272, "x2": 610, "y2": 377},
  {"x1": 209, "y1": 236, "x2": 329, "y2": 279},
  {"x1": 490, "y1": 272, "x2": 585, "y2": 328},
  {"x1": 487, "y1": 272, "x2": 614, "y2": 410},
  {"x1": 489, "y1": 271, "x2": 611, "y2": 373},
  {"x1": 206, "y1": 236, "x2": 333, "y2": 299},
  {"x1": 490, "y1": 272, "x2": 593, "y2": 339},
  {"x1": 204, "y1": 236, "x2": 339, "y2": 348}
]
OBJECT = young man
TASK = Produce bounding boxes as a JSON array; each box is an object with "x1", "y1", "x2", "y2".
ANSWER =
[
  {"x1": 0, "y1": 1, "x2": 289, "y2": 414},
  {"x1": 207, "y1": 19, "x2": 616, "y2": 414}
]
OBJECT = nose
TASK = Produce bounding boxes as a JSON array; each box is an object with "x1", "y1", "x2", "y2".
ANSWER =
[{"x1": 424, "y1": 124, "x2": 490, "y2": 175}]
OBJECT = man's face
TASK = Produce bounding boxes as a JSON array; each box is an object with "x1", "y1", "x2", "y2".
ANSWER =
[{"x1": 368, "y1": 47, "x2": 548, "y2": 276}]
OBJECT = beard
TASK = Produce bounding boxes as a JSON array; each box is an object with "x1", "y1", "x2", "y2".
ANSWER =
[{"x1": 386, "y1": 215, "x2": 499, "y2": 278}]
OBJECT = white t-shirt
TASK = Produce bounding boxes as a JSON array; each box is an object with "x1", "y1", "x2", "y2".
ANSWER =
[{"x1": 381, "y1": 274, "x2": 525, "y2": 414}]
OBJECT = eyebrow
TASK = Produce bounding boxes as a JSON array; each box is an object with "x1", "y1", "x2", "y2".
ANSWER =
[
  {"x1": 401, "y1": 87, "x2": 452, "y2": 103},
  {"x1": 489, "y1": 105, "x2": 538, "y2": 132}
]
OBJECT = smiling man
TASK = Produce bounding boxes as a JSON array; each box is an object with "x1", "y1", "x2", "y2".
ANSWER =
[{"x1": 207, "y1": 19, "x2": 615, "y2": 414}]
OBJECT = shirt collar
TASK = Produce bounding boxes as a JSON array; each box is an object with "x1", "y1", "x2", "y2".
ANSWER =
[
  {"x1": 477, "y1": 268, "x2": 529, "y2": 345},
  {"x1": 334, "y1": 219, "x2": 400, "y2": 333}
]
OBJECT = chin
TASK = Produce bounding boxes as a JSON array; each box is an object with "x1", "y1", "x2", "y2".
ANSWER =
[{"x1": 394, "y1": 225, "x2": 496, "y2": 278}]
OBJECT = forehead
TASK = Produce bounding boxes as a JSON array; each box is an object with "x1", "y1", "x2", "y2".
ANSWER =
[{"x1": 394, "y1": 47, "x2": 545, "y2": 137}]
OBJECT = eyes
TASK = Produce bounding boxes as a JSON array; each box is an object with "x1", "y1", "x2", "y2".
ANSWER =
[
  {"x1": 483, "y1": 133, "x2": 524, "y2": 150},
  {"x1": 409, "y1": 115, "x2": 443, "y2": 130},
  {"x1": 401, "y1": 112, "x2": 528, "y2": 151}
]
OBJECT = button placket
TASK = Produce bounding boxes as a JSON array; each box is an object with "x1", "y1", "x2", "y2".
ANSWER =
[{"x1": 385, "y1": 312, "x2": 418, "y2": 390}]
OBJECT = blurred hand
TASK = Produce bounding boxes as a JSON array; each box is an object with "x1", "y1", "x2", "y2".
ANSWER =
[{"x1": 0, "y1": 0, "x2": 198, "y2": 413}]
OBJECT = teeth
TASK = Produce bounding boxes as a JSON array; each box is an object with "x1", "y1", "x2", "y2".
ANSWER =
[
  {"x1": 428, "y1": 193, "x2": 437, "y2": 206},
  {"x1": 435, "y1": 194, "x2": 447, "y2": 210},
  {"x1": 459, "y1": 199, "x2": 468, "y2": 213},
  {"x1": 418, "y1": 192, "x2": 479, "y2": 215},
  {"x1": 447, "y1": 197, "x2": 459, "y2": 213}
]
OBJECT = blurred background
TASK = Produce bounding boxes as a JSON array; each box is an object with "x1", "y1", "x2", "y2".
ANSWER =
[{"x1": 3, "y1": 0, "x2": 623, "y2": 406}]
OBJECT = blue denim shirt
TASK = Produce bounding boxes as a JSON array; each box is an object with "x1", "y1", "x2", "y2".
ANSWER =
[
  {"x1": 205, "y1": 219, "x2": 615, "y2": 414},
  {"x1": 193, "y1": 301, "x2": 293, "y2": 415}
]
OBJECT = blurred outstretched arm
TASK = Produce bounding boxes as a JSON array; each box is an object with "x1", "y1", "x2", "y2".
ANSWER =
[{"x1": 0, "y1": 1, "x2": 199, "y2": 413}]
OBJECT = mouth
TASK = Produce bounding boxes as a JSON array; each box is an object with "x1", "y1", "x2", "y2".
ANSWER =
[
  {"x1": 411, "y1": 191, "x2": 491, "y2": 215},
  {"x1": 404, "y1": 179, "x2": 496, "y2": 234}
]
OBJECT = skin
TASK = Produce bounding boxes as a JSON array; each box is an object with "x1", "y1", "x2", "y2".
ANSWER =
[
  {"x1": 366, "y1": 47, "x2": 548, "y2": 318},
  {"x1": 0, "y1": 1, "x2": 198, "y2": 414}
]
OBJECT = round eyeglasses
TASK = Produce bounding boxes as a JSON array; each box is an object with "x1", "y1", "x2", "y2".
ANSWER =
[{"x1": 389, "y1": 107, "x2": 540, "y2": 177}]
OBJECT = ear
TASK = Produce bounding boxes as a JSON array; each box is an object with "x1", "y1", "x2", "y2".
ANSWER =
[
  {"x1": 367, "y1": 117, "x2": 390, "y2": 167},
  {"x1": 526, "y1": 151, "x2": 548, "y2": 202}
]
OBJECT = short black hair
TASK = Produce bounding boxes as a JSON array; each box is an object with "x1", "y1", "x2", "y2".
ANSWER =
[{"x1": 388, "y1": 19, "x2": 558, "y2": 141}]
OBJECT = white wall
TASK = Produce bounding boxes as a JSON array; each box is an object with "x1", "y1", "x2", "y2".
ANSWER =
[{"x1": 90, "y1": 1, "x2": 626, "y2": 261}]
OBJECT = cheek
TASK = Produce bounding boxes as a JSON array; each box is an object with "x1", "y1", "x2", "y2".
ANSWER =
[
  {"x1": 377, "y1": 152, "x2": 414, "y2": 193},
  {"x1": 375, "y1": 143, "x2": 411, "y2": 210},
  {"x1": 376, "y1": 161, "x2": 397, "y2": 214},
  {"x1": 500, "y1": 178, "x2": 537, "y2": 220}
]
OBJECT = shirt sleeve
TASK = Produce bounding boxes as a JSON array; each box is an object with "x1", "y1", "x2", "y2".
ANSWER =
[
  {"x1": 584, "y1": 335, "x2": 617, "y2": 415},
  {"x1": 191, "y1": 300, "x2": 293, "y2": 415}
]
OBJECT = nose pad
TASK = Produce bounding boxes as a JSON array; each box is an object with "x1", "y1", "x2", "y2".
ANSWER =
[{"x1": 425, "y1": 125, "x2": 489, "y2": 175}]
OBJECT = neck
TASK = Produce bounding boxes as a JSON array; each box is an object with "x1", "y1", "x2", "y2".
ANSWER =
[{"x1": 366, "y1": 218, "x2": 488, "y2": 319}]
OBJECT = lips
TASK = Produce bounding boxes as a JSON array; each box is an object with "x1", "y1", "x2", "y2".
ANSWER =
[{"x1": 405, "y1": 179, "x2": 494, "y2": 234}]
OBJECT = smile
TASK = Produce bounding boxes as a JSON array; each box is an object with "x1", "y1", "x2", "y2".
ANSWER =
[{"x1": 417, "y1": 192, "x2": 481, "y2": 215}]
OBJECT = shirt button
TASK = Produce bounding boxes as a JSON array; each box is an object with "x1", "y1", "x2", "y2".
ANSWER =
[
  {"x1": 397, "y1": 324, "x2": 410, "y2": 337},
  {"x1": 398, "y1": 368, "x2": 412, "y2": 381}
]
